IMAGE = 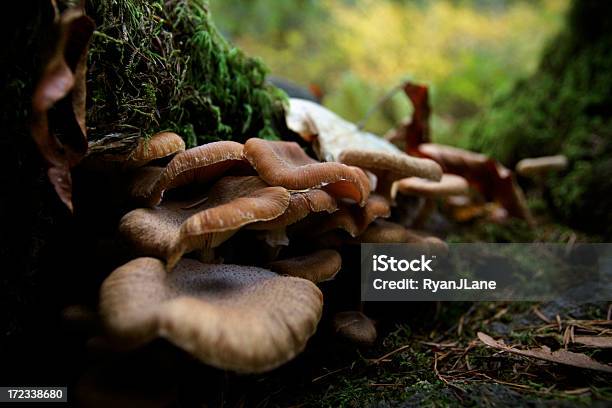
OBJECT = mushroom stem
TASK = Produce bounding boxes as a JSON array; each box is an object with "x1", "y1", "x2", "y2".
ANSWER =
[
  {"x1": 412, "y1": 198, "x2": 435, "y2": 228},
  {"x1": 375, "y1": 171, "x2": 396, "y2": 203},
  {"x1": 199, "y1": 248, "x2": 217, "y2": 264}
]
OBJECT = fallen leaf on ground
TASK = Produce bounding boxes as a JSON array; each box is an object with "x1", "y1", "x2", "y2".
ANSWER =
[
  {"x1": 31, "y1": 7, "x2": 95, "y2": 211},
  {"x1": 477, "y1": 332, "x2": 612, "y2": 373}
]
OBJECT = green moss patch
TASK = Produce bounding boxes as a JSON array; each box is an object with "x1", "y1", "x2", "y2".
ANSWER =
[{"x1": 85, "y1": 0, "x2": 287, "y2": 146}]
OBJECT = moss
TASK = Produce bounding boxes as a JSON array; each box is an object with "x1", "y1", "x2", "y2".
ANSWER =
[
  {"x1": 85, "y1": 0, "x2": 287, "y2": 146},
  {"x1": 466, "y1": 0, "x2": 612, "y2": 238}
]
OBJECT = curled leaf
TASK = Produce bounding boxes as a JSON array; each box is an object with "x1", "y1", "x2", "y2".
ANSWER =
[
  {"x1": 411, "y1": 144, "x2": 533, "y2": 224},
  {"x1": 478, "y1": 332, "x2": 612, "y2": 373},
  {"x1": 31, "y1": 7, "x2": 95, "y2": 211}
]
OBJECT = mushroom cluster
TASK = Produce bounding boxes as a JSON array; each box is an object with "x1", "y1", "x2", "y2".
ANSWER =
[{"x1": 86, "y1": 121, "x2": 453, "y2": 371}]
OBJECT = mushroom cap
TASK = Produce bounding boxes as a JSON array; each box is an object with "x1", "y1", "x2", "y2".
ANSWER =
[
  {"x1": 332, "y1": 311, "x2": 377, "y2": 345},
  {"x1": 129, "y1": 141, "x2": 247, "y2": 206},
  {"x1": 358, "y1": 219, "x2": 410, "y2": 243},
  {"x1": 248, "y1": 188, "x2": 337, "y2": 230},
  {"x1": 355, "y1": 220, "x2": 448, "y2": 253},
  {"x1": 515, "y1": 155, "x2": 568, "y2": 177},
  {"x1": 315, "y1": 194, "x2": 391, "y2": 237},
  {"x1": 243, "y1": 138, "x2": 370, "y2": 206},
  {"x1": 338, "y1": 149, "x2": 442, "y2": 182},
  {"x1": 394, "y1": 174, "x2": 469, "y2": 198},
  {"x1": 120, "y1": 176, "x2": 290, "y2": 268},
  {"x1": 99, "y1": 257, "x2": 323, "y2": 373},
  {"x1": 126, "y1": 132, "x2": 185, "y2": 168},
  {"x1": 286, "y1": 98, "x2": 402, "y2": 161},
  {"x1": 267, "y1": 249, "x2": 342, "y2": 283}
]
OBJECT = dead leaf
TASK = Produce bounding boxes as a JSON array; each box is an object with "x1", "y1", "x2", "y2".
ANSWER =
[
  {"x1": 31, "y1": 7, "x2": 95, "y2": 212},
  {"x1": 410, "y1": 144, "x2": 533, "y2": 224},
  {"x1": 477, "y1": 332, "x2": 612, "y2": 373},
  {"x1": 286, "y1": 98, "x2": 401, "y2": 162},
  {"x1": 573, "y1": 336, "x2": 612, "y2": 348},
  {"x1": 400, "y1": 82, "x2": 431, "y2": 149},
  {"x1": 382, "y1": 81, "x2": 533, "y2": 224}
]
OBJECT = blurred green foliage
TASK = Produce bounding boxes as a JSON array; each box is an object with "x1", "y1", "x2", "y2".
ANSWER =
[
  {"x1": 211, "y1": 0, "x2": 567, "y2": 139},
  {"x1": 212, "y1": 0, "x2": 611, "y2": 237}
]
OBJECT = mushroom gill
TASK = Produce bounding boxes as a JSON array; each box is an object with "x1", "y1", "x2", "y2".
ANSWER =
[{"x1": 120, "y1": 176, "x2": 290, "y2": 268}]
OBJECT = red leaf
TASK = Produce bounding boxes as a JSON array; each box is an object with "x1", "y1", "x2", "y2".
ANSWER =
[
  {"x1": 403, "y1": 82, "x2": 431, "y2": 150},
  {"x1": 414, "y1": 144, "x2": 534, "y2": 223},
  {"x1": 392, "y1": 81, "x2": 532, "y2": 224},
  {"x1": 31, "y1": 7, "x2": 95, "y2": 212}
]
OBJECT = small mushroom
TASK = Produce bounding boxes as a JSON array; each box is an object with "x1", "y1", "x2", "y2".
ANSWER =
[
  {"x1": 338, "y1": 149, "x2": 443, "y2": 201},
  {"x1": 359, "y1": 219, "x2": 447, "y2": 250},
  {"x1": 515, "y1": 155, "x2": 568, "y2": 178},
  {"x1": 394, "y1": 174, "x2": 469, "y2": 227},
  {"x1": 332, "y1": 311, "x2": 377, "y2": 346},
  {"x1": 120, "y1": 176, "x2": 290, "y2": 268},
  {"x1": 394, "y1": 174, "x2": 469, "y2": 199},
  {"x1": 129, "y1": 141, "x2": 247, "y2": 206},
  {"x1": 309, "y1": 194, "x2": 391, "y2": 238},
  {"x1": 243, "y1": 138, "x2": 370, "y2": 206},
  {"x1": 267, "y1": 249, "x2": 342, "y2": 283},
  {"x1": 125, "y1": 131, "x2": 185, "y2": 168},
  {"x1": 99, "y1": 257, "x2": 323, "y2": 373}
]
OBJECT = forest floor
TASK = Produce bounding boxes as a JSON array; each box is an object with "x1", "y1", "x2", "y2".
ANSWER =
[
  {"x1": 60, "y1": 198, "x2": 612, "y2": 407},
  {"x1": 228, "y1": 201, "x2": 612, "y2": 407}
]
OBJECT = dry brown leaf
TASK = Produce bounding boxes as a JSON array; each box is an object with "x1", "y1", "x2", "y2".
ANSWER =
[
  {"x1": 573, "y1": 336, "x2": 612, "y2": 348},
  {"x1": 31, "y1": 7, "x2": 95, "y2": 211},
  {"x1": 477, "y1": 332, "x2": 612, "y2": 373},
  {"x1": 410, "y1": 144, "x2": 533, "y2": 224}
]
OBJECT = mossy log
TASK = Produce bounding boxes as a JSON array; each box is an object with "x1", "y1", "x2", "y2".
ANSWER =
[{"x1": 468, "y1": 0, "x2": 612, "y2": 237}]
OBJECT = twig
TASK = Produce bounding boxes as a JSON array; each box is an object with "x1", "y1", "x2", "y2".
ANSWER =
[
  {"x1": 369, "y1": 344, "x2": 411, "y2": 365},
  {"x1": 356, "y1": 83, "x2": 404, "y2": 130},
  {"x1": 311, "y1": 366, "x2": 350, "y2": 383},
  {"x1": 532, "y1": 306, "x2": 551, "y2": 323}
]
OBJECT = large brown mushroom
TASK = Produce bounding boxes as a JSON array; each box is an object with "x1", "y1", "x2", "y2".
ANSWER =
[
  {"x1": 99, "y1": 257, "x2": 323, "y2": 373},
  {"x1": 129, "y1": 140, "x2": 248, "y2": 206},
  {"x1": 243, "y1": 138, "x2": 370, "y2": 206},
  {"x1": 120, "y1": 176, "x2": 290, "y2": 268}
]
